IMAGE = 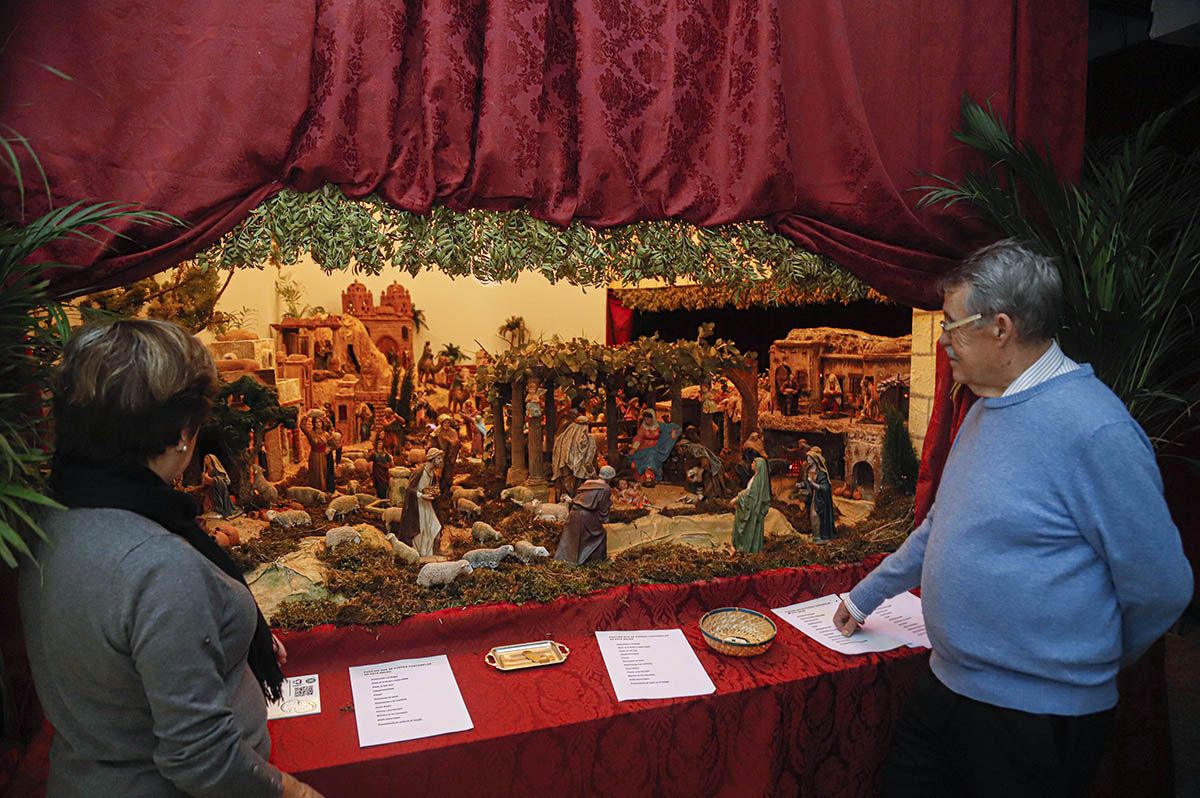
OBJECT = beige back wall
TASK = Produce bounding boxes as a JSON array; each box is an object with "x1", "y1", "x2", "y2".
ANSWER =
[{"x1": 211, "y1": 256, "x2": 607, "y2": 357}]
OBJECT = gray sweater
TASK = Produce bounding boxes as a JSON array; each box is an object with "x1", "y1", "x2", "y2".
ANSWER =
[{"x1": 19, "y1": 508, "x2": 283, "y2": 797}]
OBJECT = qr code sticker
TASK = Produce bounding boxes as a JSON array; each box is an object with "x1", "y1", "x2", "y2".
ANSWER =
[{"x1": 293, "y1": 683, "x2": 314, "y2": 698}]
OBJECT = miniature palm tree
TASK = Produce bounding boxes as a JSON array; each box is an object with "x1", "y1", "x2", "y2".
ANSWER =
[
  {"x1": 439, "y1": 343, "x2": 466, "y2": 364},
  {"x1": 498, "y1": 315, "x2": 528, "y2": 349},
  {"x1": 411, "y1": 306, "x2": 427, "y2": 334}
]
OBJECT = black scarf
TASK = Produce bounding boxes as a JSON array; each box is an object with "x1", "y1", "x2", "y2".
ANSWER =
[{"x1": 50, "y1": 459, "x2": 284, "y2": 701}]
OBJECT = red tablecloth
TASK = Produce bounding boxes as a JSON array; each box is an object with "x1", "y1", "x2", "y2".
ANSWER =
[
  {"x1": 269, "y1": 556, "x2": 927, "y2": 797},
  {"x1": 3, "y1": 557, "x2": 1172, "y2": 797}
]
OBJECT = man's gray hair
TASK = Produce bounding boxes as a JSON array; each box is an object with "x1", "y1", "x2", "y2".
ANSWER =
[{"x1": 939, "y1": 239, "x2": 1063, "y2": 341}]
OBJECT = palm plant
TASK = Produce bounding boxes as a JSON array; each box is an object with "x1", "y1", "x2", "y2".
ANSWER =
[
  {"x1": 411, "y1": 306, "x2": 427, "y2": 334},
  {"x1": 0, "y1": 199, "x2": 176, "y2": 567},
  {"x1": 438, "y1": 342, "x2": 466, "y2": 365},
  {"x1": 919, "y1": 95, "x2": 1200, "y2": 459},
  {"x1": 498, "y1": 315, "x2": 528, "y2": 349}
]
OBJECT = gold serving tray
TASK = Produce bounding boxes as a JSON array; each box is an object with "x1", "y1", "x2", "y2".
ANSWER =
[{"x1": 485, "y1": 640, "x2": 570, "y2": 671}]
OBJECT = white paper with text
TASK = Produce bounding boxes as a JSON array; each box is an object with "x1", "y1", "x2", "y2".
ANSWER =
[
  {"x1": 348, "y1": 655, "x2": 473, "y2": 747},
  {"x1": 866, "y1": 591, "x2": 931, "y2": 648},
  {"x1": 772, "y1": 594, "x2": 905, "y2": 654},
  {"x1": 596, "y1": 629, "x2": 716, "y2": 701}
]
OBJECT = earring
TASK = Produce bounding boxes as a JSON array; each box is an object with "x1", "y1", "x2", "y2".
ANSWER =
[{"x1": 178, "y1": 444, "x2": 188, "y2": 453}]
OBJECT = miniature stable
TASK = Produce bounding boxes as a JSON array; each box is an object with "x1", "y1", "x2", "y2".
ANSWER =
[{"x1": 187, "y1": 283, "x2": 920, "y2": 628}]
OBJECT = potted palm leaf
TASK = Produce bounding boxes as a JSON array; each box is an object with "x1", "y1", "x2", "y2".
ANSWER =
[{"x1": 919, "y1": 95, "x2": 1200, "y2": 461}]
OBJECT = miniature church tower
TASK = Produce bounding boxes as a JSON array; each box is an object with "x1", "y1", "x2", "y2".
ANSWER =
[{"x1": 340, "y1": 281, "x2": 416, "y2": 368}]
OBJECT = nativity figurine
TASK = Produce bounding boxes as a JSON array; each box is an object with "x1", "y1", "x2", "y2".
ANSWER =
[
  {"x1": 731, "y1": 446, "x2": 770, "y2": 553},
  {"x1": 399, "y1": 447, "x2": 444, "y2": 556},
  {"x1": 554, "y1": 465, "x2": 615, "y2": 565},
  {"x1": 628, "y1": 409, "x2": 680, "y2": 486},
  {"x1": 201, "y1": 454, "x2": 236, "y2": 518},
  {"x1": 805, "y1": 446, "x2": 836, "y2": 542},
  {"x1": 551, "y1": 415, "x2": 598, "y2": 498}
]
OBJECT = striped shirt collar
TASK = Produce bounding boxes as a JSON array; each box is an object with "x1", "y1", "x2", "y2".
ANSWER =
[{"x1": 1002, "y1": 340, "x2": 1080, "y2": 397}]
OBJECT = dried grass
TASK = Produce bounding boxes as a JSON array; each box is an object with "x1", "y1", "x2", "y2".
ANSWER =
[{"x1": 261, "y1": 494, "x2": 916, "y2": 630}]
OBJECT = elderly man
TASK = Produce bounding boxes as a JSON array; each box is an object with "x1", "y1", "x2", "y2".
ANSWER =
[{"x1": 833, "y1": 239, "x2": 1192, "y2": 796}]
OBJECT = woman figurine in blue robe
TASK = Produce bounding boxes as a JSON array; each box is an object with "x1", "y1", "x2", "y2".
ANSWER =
[
  {"x1": 628, "y1": 409, "x2": 680, "y2": 485},
  {"x1": 805, "y1": 446, "x2": 836, "y2": 541}
]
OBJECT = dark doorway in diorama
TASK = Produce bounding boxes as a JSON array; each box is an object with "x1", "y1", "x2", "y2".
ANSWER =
[{"x1": 853, "y1": 461, "x2": 875, "y2": 498}]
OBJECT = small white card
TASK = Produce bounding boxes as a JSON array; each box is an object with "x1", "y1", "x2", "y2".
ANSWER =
[
  {"x1": 772, "y1": 594, "x2": 905, "y2": 654},
  {"x1": 596, "y1": 629, "x2": 717, "y2": 701},
  {"x1": 267, "y1": 674, "x2": 322, "y2": 720},
  {"x1": 865, "y1": 591, "x2": 931, "y2": 648}
]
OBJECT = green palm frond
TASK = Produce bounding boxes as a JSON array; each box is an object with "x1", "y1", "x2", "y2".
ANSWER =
[
  {"x1": 920, "y1": 93, "x2": 1200, "y2": 461},
  {"x1": 1, "y1": 202, "x2": 179, "y2": 567}
]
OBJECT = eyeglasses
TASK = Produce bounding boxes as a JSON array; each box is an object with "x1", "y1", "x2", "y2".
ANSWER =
[{"x1": 939, "y1": 312, "x2": 983, "y2": 334}]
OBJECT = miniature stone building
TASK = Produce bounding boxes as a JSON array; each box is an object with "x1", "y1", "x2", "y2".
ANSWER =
[
  {"x1": 341, "y1": 281, "x2": 416, "y2": 369},
  {"x1": 761, "y1": 327, "x2": 912, "y2": 497}
]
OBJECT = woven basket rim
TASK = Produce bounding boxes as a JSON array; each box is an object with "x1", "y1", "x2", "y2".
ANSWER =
[{"x1": 699, "y1": 606, "x2": 777, "y2": 648}]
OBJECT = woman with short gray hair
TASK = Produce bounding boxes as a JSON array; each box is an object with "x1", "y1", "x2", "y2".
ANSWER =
[{"x1": 20, "y1": 319, "x2": 322, "y2": 797}]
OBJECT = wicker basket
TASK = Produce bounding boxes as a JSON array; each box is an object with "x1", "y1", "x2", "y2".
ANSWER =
[{"x1": 699, "y1": 607, "x2": 777, "y2": 657}]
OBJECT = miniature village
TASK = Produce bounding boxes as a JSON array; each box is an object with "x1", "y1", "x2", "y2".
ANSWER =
[{"x1": 193, "y1": 281, "x2": 920, "y2": 628}]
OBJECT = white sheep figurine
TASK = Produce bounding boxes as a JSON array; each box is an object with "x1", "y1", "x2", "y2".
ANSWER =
[
  {"x1": 451, "y1": 485, "x2": 486, "y2": 503},
  {"x1": 381, "y1": 506, "x2": 404, "y2": 535},
  {"x1": 525, "y1": 499, "x2": 570, "y2": 523},
  {"x1": 500, "y1": 485, "x2": 535, "y2": 505},
  {"x1": 513, "y1": 539, "x2": 550, "y2": 564},
  {"x1": 471, "y1": 521, "x2": 503, "y2": 544},
  {"x1": 285, "y1": 486, "x2": 328, "y2": 506},
  {"x1": 417, "y1": 559, "x2": 473, "y2": 588},
  {"x1": 346, "y1": 479, "x2": 360, "y2": 495},
  {"x1": 325, "y1": 494, "x2": 359, "y2": 523},
  {"x1": 354, "y1": 492, "x2": 378, "y2": 508},
  {"x1": 267, "y1": 509, "x2": 312, "y2": 529},
  {"x1": 463, "y1": 544, "x2": 514, "y2": 570},
  {"x1": 384, "y1": 533, "x2": 420, "y2": 565},
  {"x1": 324, "y1": 525, "x2": 361, "y2": 550},
  {"x1": 456, "y1": 498, "x2": 482, "y2": 521}
]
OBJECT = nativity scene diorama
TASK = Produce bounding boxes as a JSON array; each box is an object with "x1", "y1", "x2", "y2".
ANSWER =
[{"x1": 176, "y1": 279, "x2": 920, "y2": 625}]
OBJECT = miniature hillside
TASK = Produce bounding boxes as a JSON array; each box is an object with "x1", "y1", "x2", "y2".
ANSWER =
[{"x1": 216, "y1": 461, "x2": 913, "y2": 629}]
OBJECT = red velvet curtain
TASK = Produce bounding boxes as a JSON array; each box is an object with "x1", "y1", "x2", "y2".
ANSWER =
[{"x1": 0, "y1": 1, "x2": 1085, "y2": 303}]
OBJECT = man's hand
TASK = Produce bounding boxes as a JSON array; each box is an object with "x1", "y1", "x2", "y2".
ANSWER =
[{"x1": 833, "y1": 600, "x2": 860, "y2": 637}]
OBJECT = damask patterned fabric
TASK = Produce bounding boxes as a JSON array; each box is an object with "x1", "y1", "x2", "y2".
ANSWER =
[
  {"x1": 0, "y1": 1, "x2": 1085, "y2": 305},
  {"x1": 1, "y1": 561, "x2": 1172, "y2": 797},
  {"x1": 258, "y1": 560, "x2": 1167, "y2": 798}
]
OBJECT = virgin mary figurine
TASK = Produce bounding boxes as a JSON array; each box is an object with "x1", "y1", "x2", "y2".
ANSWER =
[{"x1": 731, "y1": 449, "x2": 770, "y2": 553}]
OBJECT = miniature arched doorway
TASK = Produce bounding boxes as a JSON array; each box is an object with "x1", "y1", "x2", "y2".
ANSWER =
[
  {"x1": 375, "y1": 335, "x2": 398, "y2": 356},
  {"x1": 852, "y1": 461, "x2": 875, "y2": 496}
]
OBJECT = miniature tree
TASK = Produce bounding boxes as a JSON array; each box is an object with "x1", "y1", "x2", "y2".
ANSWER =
[
  {"x1": 207, "y1": 376, "x2": 299, "y2": 502},
  {"x1": 395, "y1": 366, "x2": 415, "y2": 423},
  {"x1": 881, "y1": 408, "x2": 920, "y2": 496}
]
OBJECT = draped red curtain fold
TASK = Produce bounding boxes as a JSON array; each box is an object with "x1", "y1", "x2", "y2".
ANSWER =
[{"x1": 0, "y1": 0, "x2": 1085, "y2": 303}]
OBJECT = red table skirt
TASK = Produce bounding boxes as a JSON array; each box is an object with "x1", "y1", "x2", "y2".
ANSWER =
[
  {"x1": 270, "y1": 556, "x2": 930, "y2": 797},
  {"x1": 5, "y1": 556, "x2": 1173, "y2": 797}
]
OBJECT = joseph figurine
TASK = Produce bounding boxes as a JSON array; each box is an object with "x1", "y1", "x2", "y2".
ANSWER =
[{"x1": 554, "y1": 466, "x2": 615, "y2": 565}]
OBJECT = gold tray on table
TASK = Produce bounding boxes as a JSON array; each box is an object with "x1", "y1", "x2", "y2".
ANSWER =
[{"x1": 485, "y1": 640, "x2": 571, "y2": 671}]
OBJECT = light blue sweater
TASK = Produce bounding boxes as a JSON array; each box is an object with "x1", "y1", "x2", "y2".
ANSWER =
[{"x1": 849, "y1": 366, "x2": 1192, "y2": 715}]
